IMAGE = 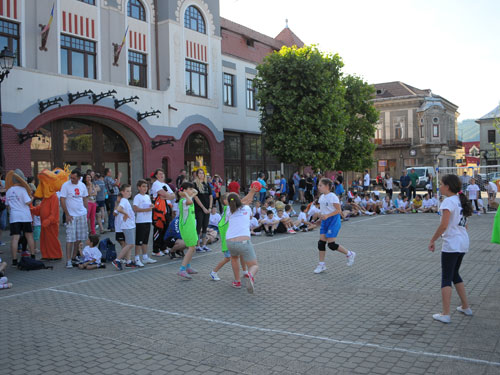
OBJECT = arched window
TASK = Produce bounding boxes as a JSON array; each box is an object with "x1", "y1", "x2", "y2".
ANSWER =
[
  {"x1": 184, "y1": 6, "x2": 206, "y2": 34},
  {"x1": 128, "y1": 0, "x2": 146, "y2": 21}
]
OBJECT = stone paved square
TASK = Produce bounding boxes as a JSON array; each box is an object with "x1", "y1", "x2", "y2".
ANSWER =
[{"x1": 1, "y1": 213, "x2": 499, "y2": 374}]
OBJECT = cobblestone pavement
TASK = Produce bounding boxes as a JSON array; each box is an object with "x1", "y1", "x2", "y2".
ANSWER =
[{"x1": 1, "y1": 212, "x2": 499, "y2": 374}]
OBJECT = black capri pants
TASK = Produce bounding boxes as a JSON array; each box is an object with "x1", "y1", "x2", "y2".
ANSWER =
[
  {"x1": 441, "y1": 252, "x2": 465, "y2": 288},
  {"x1": 195, "y1": 207, "x2": 210, "y2": 237}
]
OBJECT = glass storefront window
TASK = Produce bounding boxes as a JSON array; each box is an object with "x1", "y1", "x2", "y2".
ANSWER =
[
  {"x1": 224, "y1": 134, "x2": 240, "y2": 160},
  {"x1": 245, "y1": 135, "x2": 262, "y2": 160},
  {"x1": 103, "y1": 127, "x2": 128, "y2": 152},
  {"x1": 63, "y1": 122, "x2": 92, "y2": 152}
]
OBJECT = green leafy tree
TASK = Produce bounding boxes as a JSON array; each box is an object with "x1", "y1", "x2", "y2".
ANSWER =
[
  {"x1": 255, "y1": 45, "x2": 347, "y2": 172},
  {"x1": 335, "y1": 75, "x2": 378, "y2": 172}
]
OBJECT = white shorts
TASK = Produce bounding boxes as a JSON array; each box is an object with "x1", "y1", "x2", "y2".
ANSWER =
[{"x1": 66, "y1": 215, "x2": 88, "y2": 243}]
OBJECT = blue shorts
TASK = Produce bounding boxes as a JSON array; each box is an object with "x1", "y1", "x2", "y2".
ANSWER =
[{"x1": 320, "y1": 215, "x2": 341, "y2": 238}]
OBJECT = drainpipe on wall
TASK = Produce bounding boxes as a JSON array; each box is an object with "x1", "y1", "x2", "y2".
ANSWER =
[{"x1": 154, "y1": 0, "x2": 160, "y2": 90}]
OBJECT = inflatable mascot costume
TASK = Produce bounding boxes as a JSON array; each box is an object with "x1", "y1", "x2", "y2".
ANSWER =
[{"x1": 30, "y1": 166, "x2": 69, "y2": 260}]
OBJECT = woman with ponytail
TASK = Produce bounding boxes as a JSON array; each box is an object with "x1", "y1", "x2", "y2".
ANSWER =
[{"x1": 429, "y1": 174, "x2": 473, "y2": 323}]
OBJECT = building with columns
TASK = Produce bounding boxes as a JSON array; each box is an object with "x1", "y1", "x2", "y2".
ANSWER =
[
  {"x1": 0, "y1": 0, "x2": 302, "y2": 188},
  {"x1": 371, "y1": 81, "x2": 459, "y2": 178}
]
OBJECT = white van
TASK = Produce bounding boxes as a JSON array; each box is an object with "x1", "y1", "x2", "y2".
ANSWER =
[{"x1": 406, "y1": 166, "x2": 435, "y2": 189}]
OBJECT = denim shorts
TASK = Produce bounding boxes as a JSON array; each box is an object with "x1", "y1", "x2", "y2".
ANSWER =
[{"x1": 227, "y1": 240, "x2": 256, "y2": 262}]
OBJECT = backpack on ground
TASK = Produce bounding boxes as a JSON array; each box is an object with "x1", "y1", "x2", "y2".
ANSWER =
[
  {"x1": 17, "y1": 257, "x2": 53, "y2": 271},
  {"x1": 98, "y1": 238, "x2": 117, "y2": 263}
]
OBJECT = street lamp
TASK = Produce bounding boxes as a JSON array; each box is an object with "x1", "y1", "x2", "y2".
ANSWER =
[{"x1": 0, "y1": 46, "x2": 15, "y2": 170}]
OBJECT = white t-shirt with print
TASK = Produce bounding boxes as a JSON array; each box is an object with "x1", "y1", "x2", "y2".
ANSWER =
[
  {"x1": 422, "y1": 198, "x2": 433, "y2": 208},
  {"x1": 260, "y1": 216, "x2": 279, "y2": 225},
  {"x1": 226, "y1": 205, "x2": 252, "y2": 240},
  {"x1": 249, "y1": 217, "x2": 259, "y2": 229},
  {"x1": 119, "y1": 198, "x2": 136, "y2": 230},
  {"x1": 319, "y1": 192, "x2": 340, "y2": 215},
  {"x1": 151, "y1": 180, "x2": 173, "y2": 202},
  {"x1": 209, "y1": 212, "x2": 221, "y2": 226},
  {"x1": 60, "y1": 181, "x2": 88, "y2": 217},
  {"x1": 133, "y1": 193, "x2": 152, "y2": 223},
  {"x1": 439, "y1": 195, "x2": 469, "y2": 253},
  {"x1": 385, "y1": 178, "x2": 393, "y2": 190},
  {"x1": 82, "y1": 246, "x2": 102, "y2": 264},
  {"x1": 466, "y1": 184, "x2": 480, "y2": 200},
  {"x1": 6, "y1": 186, "x2": 32, "y2": 223}
]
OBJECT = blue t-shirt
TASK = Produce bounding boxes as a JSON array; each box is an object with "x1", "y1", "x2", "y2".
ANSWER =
[
  {"x1": 258, "y1": 178, "x2": 267, "y2": 193},
  {"x1": 164, "y1": 217, "x2": 181, "y2": 240},
  {"x1": 280, "y1": 178, "x2": 287, "y2": 194}
]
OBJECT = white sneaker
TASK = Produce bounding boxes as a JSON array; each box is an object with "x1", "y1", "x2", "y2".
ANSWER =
[
  {"x1": 456, "y1": 306, "x2": 473, "y2": 316},
  {"x1": 314, "y1": 264, "x2": 326, "y2": 274},
  {"x1": 152, "y1": 252, "x2": 165, "y2": 257},
  {"x1": 253, "y1": 232, "x2": 262, "y2": 236},
  {"x1": 347, "y1": 251, "x2": 356, "y2": 266},
  {"x1": 143, "y1": 257, "x2": 157, "y2": 264},
  {"x1": 210, "y1": 271, "x2": 220, "y2": 281},
  {"x1": 432, "y1": 313, "x2": 451, "y2": 324},
  {"x1": 477, "y1": 212, "x2": 481, "y2": 216},
  {"x1": 66, "y1": 260, "x2": 73, "y2": 269},
  {"x1": 135, "y1": 259, "x2": 145, "y2": 267}
]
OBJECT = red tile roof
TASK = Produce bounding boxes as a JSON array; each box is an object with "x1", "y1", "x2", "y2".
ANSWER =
[
  {"x1": 373, "y1": 81, "x2": 431, "y2": 99},
  {"x1": 275, "y1": 27, "x2": 304, "y2": 48}
]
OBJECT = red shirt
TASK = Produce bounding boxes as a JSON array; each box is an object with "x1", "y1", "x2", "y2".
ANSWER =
[{"x1": 228, "y1": 181, "x2": 240, "y2": 194}]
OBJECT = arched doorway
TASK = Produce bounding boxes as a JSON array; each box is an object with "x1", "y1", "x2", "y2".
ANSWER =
[
  {"x1": 31, "y1": 119, "x2": 130, "y2": 182},
  {"x1": 184, "y1": 132, "x2": 211, "y2": 177}
]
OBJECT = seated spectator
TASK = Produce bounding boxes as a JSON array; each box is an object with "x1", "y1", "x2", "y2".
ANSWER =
[
  {"x1": 163, "y1": 217, "x2": 187, "y2": 259},
  {"x1": 208, "y1": 206, "x2": 221, "y2": 231},
  {"x1": 381, "y1": 196, "x2": 395, "y2": 214},
  {"x1": 259, "y1": 210, "x2": 280, "y2": 236},
  {"x1": 250, "y1": 215, "x2": 262, "y2": 236},
  {"x1": 411, "y1": 195, "x2": 423, "y2": 213},
  {"x1": 422, "y1": 193, "x2": 437, "y2": 213},
  {"x1": 78, "y1": 235, "x2": 103, "y2": 270},
  {"x1": 276, "y1": 209, "x2": 296, "y2": 234},
  {"x1": 397, "y1": 196, "x2": 411, "y2": 213},
  {"x1": 295, "y1": 205, "x2": 316, "y2": 232},
  {"x1": 252, "y1": 201, "x2": 262, "y2": 220},
  {"x1": 307, "y1": 200, "x2": 321, "y2": 223},
  {"x1": 0, "y1": 258, "x2": 12, "y2": 289},
  {"x1": 284, "y1": 204, "x2": 297, "y2": 218}
]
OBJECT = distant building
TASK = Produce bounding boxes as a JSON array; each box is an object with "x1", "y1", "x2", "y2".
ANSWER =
[
  {"x1": 476, "y1": 105, "x2": 500, "y2": 166},
  {"x1": 371, "y1": 81, "x2": 459, "y2": 178},
  {"x1": 456, "y1": 141, "x2": 480, "y2": 166}
]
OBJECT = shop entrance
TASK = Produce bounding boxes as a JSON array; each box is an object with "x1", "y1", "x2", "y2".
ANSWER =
[{"x1": 184, "y1": 132, "x2": 211, "y2": 177}]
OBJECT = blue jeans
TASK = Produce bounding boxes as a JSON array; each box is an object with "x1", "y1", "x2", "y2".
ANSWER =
[
  {"x1": 107, "y1": 194, "x2": 117, "y2": 230},
  {"x1": 293, "y1": 184, "x2": 299, "y2": 201},
  {"x1": 259, "y1": 192, "x2": 266, "y2": 203}
]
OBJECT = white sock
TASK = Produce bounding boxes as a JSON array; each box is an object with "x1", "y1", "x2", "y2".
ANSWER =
[
  {"x1": 347, "y1": 251, "x2": 352, "y2": 257},
  {"x1": 319, "y1": 262, "x2": 325, "y2": 266},
  {"x1": 242, "y1": 270, "x2": 248, "y2": 275},
  {"x1": 127, "y1": 259, "x2": 132, "y2": 264},
  {"x1": 142, "y1": 254, "x2": 148, "y2": 260},
  {"x1": 135, "y1": 255, "x2": 140, "y2": 262}
]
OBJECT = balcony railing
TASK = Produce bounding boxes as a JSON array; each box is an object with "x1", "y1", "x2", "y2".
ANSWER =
[{"x1": 375, "y1": 138, "x2": 412, "y2": 148}]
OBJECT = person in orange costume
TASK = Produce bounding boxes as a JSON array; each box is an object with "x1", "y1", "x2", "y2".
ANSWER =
[{"x1": 30, "y1": 167, "x2": 69, "y2": 260}]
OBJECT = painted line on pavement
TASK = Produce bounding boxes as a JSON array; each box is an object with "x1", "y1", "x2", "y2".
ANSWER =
[{"x1": 46, "y1": 288, "x2": 500, "y2": 368}]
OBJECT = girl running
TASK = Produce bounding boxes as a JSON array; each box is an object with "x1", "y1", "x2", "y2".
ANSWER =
[
  {"x1": 177, "y1": 182, "x2": 199, "y2": 279},
  {"x1": 429, "y1": 174, "x2": 473, "y2": 323},
  {"x1": 314, "y1": 178, "x2": 356, "y2": 274},
  {"x1": 226, "y1": 184, "x2": 260, "y2": 293}
]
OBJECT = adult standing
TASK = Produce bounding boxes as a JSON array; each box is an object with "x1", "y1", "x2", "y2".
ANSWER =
[
  {"x1": 212, "y1": 174, "x2": 223, "y2": 213},
  {"x1": 150, "y1": 168, "x2": 175, "y2": 256},
  {"x1": 293, "y1": 171, "x2": 300, "y2": 202},
  {"x1": 5, "y1": 169, "x2": 35, "y2": 266},
  {"x1": 228, "y1": 177, "x2": 240, "y2": 194},
  {"x1": 176, "y1": 169, "x2": 187, "y2": 190},
  {"x1": 60, "y1": 169, "x2": 88, "y2": 268},
  {"x1": 400, "y1": 170, "x2": 411, "y2": 198},
  {"x1": 298, "y1": 175, "x2": 306, "y2": 203},
  {"x1": 94, "y1": 173, "x2": 107, "y2": 233},
  {"x1": 84, "y1": 174, "x2": 98, "y2": 235},
  {"x1": 193, "y1": 169, "x2": 213, "y2": 252},
  {"x1": 257, "y1": 173, "x2": 267, "y2": 203},
  {"x1": 104, "y1": 168, "x2": 121, "y2": 231},
  {"x1": 408, "y1": 168, "x2": 419, "y2": 199},
  {"x1": 459, "y1": 171, "x2": 469, "y2": 192},
  {"x1": 363, "y1": 170, "x2": 370, "y2": 192},
  {"x1": 288, "y1": 175, "x2": 295, "y2": 203},
  {"x1": 280, "y1": 175, "x2": 287, "y2": 200},
  {"x1": 305, "y1": 173, "x2": 314, "y2": 203},
  {"x1": 384, "y1": 173, "x2": 393, "y2": 199}
]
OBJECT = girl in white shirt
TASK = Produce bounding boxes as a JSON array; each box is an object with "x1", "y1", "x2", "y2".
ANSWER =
[
  {"x1": 314, "y1": 178, "x2": 356, "y2": 274},
  {"x1": 466, "y1": 178, "x2": 481, "y2": 215},
  {"x1": 429, "y1": 174, "x2": 473, "y2": 324},
  {"x1": 382, "y1": 196, "x2": 395, "y2": 214},
  {"x1": 226, "y1": 184, "x2": 260, "y2": 293},
  {"x1": 112, "y1": 185, "x2": 136, "y2": 270}
]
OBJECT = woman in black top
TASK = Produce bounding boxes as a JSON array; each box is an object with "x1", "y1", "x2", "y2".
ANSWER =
[
  {"x1": 193, "y1": 169, "x2": 213, "y2": 252},
  {"x1": 299, "y1": 175, "x2": 306, "y2": 203},
  {"x1": 305, "y1": 173, "x2": 314, "y2": 203}
]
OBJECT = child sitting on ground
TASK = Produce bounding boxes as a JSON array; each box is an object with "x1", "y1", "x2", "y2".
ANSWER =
[
  {"x1": 78, "y1": 235, "x2": 103, "y2": 270},
  {"x1": 259, "y1": 210, "x2": 280, "y2": 236},
  {"x1": 250, "y1": 214, "x2": 262, "y2": 236},
  {"x1": 276, "y1": 209, "x2": 296, "y2": 234},
  {"x1": 208, "y1": 206, "x2": 221, "y2": 231},
  {"x1": 398, "y1": 196, "x2": 411, "y2": 213},
  {"x1": 252, "y1": 201, "x2": 262, "y2": 220},
  {"x1": 422, "y1": 194, "x2": 437, "y2": 213},
  {"x1": 411, "y1": 195, "x2": 423, "y2": 213},
  {"x1": 295, "y1": 205, "x2": 316, "y2": 231},
  {"x1": 284, "y1": 204, "x2": 297, "y2": 218},
  {"x1": 382, "y1": 195, "x2": 395, "y2": 214}
]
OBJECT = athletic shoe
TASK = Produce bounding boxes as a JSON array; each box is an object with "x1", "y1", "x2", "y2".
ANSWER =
[
  {"x1": 135, "y1": 259, "x2": 145, "y2": 268},
  {"x1": 347, "y1": 252, "x2": 356, "y2": 266},
  {"x1": 243, "y1": 271, "x2": 249, "y2": 278},
  {"x1": 457, "y1": 306, "x2": 473, "y2": 316},
  {"x1": 11, "y1": 259, "x2": 18, "y2": 267},
  {"x1": 210, "y1": 271, "x2": 220, "y2": 281},
  {"x1": 203, "y1": 246, "x2": 212, "y2": 252},
  {"x1": 246, "y1": 272, "x2": 255, "y2": 294},
  {"x1": 477, "y1": 212, "x2": 481, "y2": 216},
  {"x1": 314, "y1": 264, "x2": 326, "y2": 274},
  {"x1": 66, "y1": 260, "x2": 73, "y2": 269},
  {"x1": 0, "y1": 283, "x2": 12, "y2": 289},
  {"x1": 186, "y1": 267, "x2": 198, "y2": 274},
  {"x1": 125, "y1": 262, "x2": 137, "y2": 268},
  {"x1": 152, "y1": 252, "x2": 165, "y2": 257},
  {"x1": 143, "y1": 258, "x2": 157, "y2": 264},
  {"x1": 196, "y1": 246, "x2": 204, "y2": 252},
  {"x1": 432, "y1": 313, "x2": 451, "y2": 324},
  {"x1": 287, "y1": 229, "x2": 296, "y2": 234},
  {"x1": 232, "y1": 281, "x2": 241, "y2": 288},
  {"x1": 112, "y1": 259, "x2": 122, "y2": 270},
  {"x1": 177, "y1": 270, "x2": 192, "y2": 279}
]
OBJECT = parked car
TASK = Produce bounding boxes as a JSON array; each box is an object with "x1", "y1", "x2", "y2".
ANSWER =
[{"x1": 487, "y1": 172, "x2": 500, "y2": 182}]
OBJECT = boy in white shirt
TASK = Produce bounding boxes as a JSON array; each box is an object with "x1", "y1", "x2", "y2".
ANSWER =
[
  {"x1": 422, "y1": 193, "x2": 437, "y2": 213},
  {"x1": 259, "y1": 210, "x2": 280, "y2": 236},
  {"x1": 249, "y1": 215, "x2": 261, "y2": 236},
  {"x1": 295, "y1": 205, "x2": 315, "y2": 232},
  {"x1": 466, "y1": 178, "x2": 481, "y2": 215},
  {"x1": 78, "y1": 235, "x2": 103, "y2": 270},
  {"x1": 307, "y1": 201, "x2": 321, "y2": 223},
  {"x1": 209, "y1": 206, "x2": 222, "y2": 230},
  {"x1": 133, "y1": 179, "x2": 157, "y2": 267},
  {"x1": 276, "y1": 209, "x2": 296, "y2": 234}
]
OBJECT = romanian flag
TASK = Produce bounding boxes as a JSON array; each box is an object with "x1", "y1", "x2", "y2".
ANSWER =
[
  {"x1": 116, "y1": 26, "x2": 129, "y2": 55},
  {"x1": 41, "y1": 4, "x2": 55, "y2": 35}
]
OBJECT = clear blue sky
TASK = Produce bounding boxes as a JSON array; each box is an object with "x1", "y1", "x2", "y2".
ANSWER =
[{"x1": 221, "y1": 0, "x2": 500, "y2": 120}]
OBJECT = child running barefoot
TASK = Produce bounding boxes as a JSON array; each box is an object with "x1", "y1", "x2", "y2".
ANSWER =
[
  {"x1": 429, "y1": 174, "x2": 473, "y2": 324},
  {"x1": 177, "y1": 182, "x2": 199, "y2": 279},
  {"x1": 226, "y1": 183, "x2": 260, "y2": 293},
  {"x1": 112, "y1": 185, "x2": 136, "y2": 270},
  {"x1": 210, "y1": 194, "x2": 247, "y2": 282},
  {"x1": 314, "y1": 178, "x2": 356, "y2": 274}
]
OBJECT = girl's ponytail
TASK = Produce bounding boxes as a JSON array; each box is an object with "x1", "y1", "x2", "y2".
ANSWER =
[
  {"x1": 227, "y1": 193, "x2": 242, "y2": 213},
  {"x1": 458, "y1": 191, "x2": 473, "y2": 217}
]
